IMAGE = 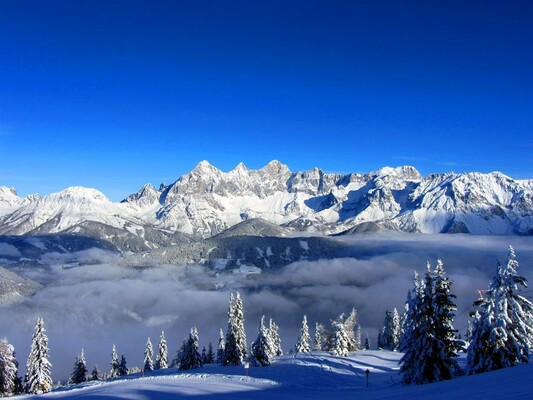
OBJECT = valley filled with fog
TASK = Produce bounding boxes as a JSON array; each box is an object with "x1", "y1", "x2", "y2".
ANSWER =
[{"x1": 1, "y1": 233, "x2": 532, "y2": 381}]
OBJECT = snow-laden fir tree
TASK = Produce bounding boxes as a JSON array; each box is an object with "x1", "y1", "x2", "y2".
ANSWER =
[
  {"x1": 399, "y1": 261, "x2": 460, "y2": 385},
  {"x1": 201, "y1": 347, "x2": 207, "y2": 365},
  {"x1": 143, "y1": 337, "x2": 154, "y2": 372},
  {"x1": 117, "y1": 355, "x2": 128, "y2": 376},
  {"x1": 172, "y1": 340, "x2": 187, "y2": 368},
  {"x1": 110, "y1": 345, "x2": 120, "y2": 378},
  {"x1": 69, "y1": 349, "x2": 87, "y2": 384},
  {"x1": 467, "y1": 246, "x2": 533, "y2": 374},
  {"x1": 90, "y1": 365, "x2": 100, "y2": 381},
  {"x1": 268, "y1": 319, "x2": 283, "y2": 357},
  {"x1": 379, "y1": 308, "x2": 401, "y2": 350},
  {"x1": 216, "y1": 329, "x2": 225, "y2": 364},
  {"x1": 250, "y1": 316, "x2": 272, "y2": 366},
  {"x1": 154, "y1": 331, "x2": 168, "y2": 370},
  {"x1": 206, "y1": 343, "x2": 215, "y2": 364},
  {"x1": 313, "y1": 322, "x2": 324, "y2": 351},
  {"x1": 25, "y1": 318, "x2": 53, "y2": 394},
  {"x1": 355, "y1": 324, "x2": 362, "y2": 350},
  {"x1": 0, "y1": 337, "x2": 18, "y2": 396},
  {"x1": 332, "y1": 316, "x2": 350, "y2": 357},
  {"x1": 296, "y1": 315, "x2": 311, "y2": 353},
  {"x1": 223, "y1": 293, "x2": 247, "y2": 366},
  {"x1": 343, "y1": 309, "x2": 360, "y2": 351},
  {"x1": 179, "y1": 327, "x2": 203, "y2": 371}
]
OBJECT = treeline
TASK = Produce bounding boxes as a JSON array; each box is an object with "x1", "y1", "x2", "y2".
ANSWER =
[{"x1": 0, "y1": 245, "x2": 530, "y2": 395}]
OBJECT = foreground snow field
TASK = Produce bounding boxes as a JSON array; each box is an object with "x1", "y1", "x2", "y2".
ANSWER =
[{"x1": 18, "y1": 351, "x2": 533, "y2": 399}]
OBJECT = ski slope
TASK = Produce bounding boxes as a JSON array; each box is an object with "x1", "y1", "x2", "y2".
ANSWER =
[{"x1": 18, "y1": 351, "x2": 533, "y2": 399}]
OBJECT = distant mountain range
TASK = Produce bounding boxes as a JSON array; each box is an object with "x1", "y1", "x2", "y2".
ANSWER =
[{"x1": 1, "y1": 161, "x2": 532, "y2": 256}]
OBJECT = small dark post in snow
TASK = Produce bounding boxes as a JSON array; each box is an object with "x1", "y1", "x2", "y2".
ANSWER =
[
  {"x1": 244, "y1": 362, "x2": 250, "y2": 381},
  {"x1": 365, "y1": 369, "x2": 370, "y2": 388}
]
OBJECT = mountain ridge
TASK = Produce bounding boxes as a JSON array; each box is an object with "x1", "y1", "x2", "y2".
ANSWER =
[{"x1": 1, "y1": 161, "x2": 532, "y2": 250}]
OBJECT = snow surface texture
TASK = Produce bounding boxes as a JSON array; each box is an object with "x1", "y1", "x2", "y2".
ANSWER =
[
  {"x1": 1, "y1": 162, "x2": 532, "y2": 251},
  {"x1": 16, "y1": 352, "x2": 533, "y2": 400}
]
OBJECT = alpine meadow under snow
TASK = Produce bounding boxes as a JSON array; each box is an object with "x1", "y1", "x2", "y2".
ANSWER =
[{"x1": 0, "y1": 162, "x2": 532, "y2": 398}]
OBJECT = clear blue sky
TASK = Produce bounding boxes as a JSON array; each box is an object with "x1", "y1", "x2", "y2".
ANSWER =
[{"x1": 1, "y1": 1, "x2": 532, "y2": 201}]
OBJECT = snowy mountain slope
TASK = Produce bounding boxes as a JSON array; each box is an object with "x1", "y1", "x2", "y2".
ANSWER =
[
  {"x1": 127, "y1": 233, "x2": 351, "y2": 270},
  {"x1": 17, "y1": 351, "x2": 533, "y2": 400},
  {"x1": 0, "y1": 187, "x2": 191, "y2": 251},
  {"x1": 0, "y1": 266, "x2": 42, "y2": 304},
  {"x1": 1, "y1": 162, "x2": 532, "y2": 249}
]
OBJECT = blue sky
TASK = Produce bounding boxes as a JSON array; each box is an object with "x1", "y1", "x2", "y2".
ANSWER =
[{"x1": 1, "y1": 1, "x2": 532, "y2": 201}]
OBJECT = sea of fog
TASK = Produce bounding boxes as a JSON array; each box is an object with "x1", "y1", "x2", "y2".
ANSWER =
[{"x1": 1, "y1": 233, "x2": 532, "y2": 381}]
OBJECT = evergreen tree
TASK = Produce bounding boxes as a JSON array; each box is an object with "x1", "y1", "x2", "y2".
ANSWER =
[
  {"x1": 379, "y1": 309, "x2": 400, "y2": 350},
  {"x1": 465, "y1": 321, "x2": 473, "y2": 343},
  {"x1": 313, "y1": 322, "x2": 324, "y2": 351},
  {"x1": 332, "y1": 316, "x2": 349, "y2": 357},
  {"x1": 364, "y1": 335, "x2": 370, "y2": 350},
  {"x1": 355, "y1": 324, "x2": 362, "y2": 350},
  {"x1": 223, "y1": 293, "x2": 247, "y2": 366},
  {"x1": 201, "y1": 347, "x2": 208, "y2": 365},
  {"x1": 154, "y1": 331, "x2": 168, "y2": 370},
  {"x1": 25, "y1": 318, "x2": 53, "y2": 394},
  {"x1": 90, "y1": 365, "x2": 100, "y2": 381},
  {"x1": 179, "y1": 327, "x2": 203, "y2": 370},
  {"x1": 206, "y1": 342, "x2": 215, "y2": 364},
  {"x1": 467, "y1": 246, "x2": 533, "y2": 374},
  {"x1": 110, "y1": 345, "x2": 120, "y2": 378},
  {"x1": 172, "y1": 340, "x2": 187, "y2": 368},
  {"x1": 117, "y1": 355, "x2": 128, "y2": 376},
  {"x1": 343, "y1": 309, "x2": 360, "y2": 351},
  {"x1": 399, "y1": 262, "x2": 460, "y2": 385},
  {"x1": 268, "y1": 319, "x2": 283, "y2": 356},
  {"x1": 296, "y1": 315, "x2": 311, "y2": 353},
  {"x1": 216, "y1": 329, "x2": 225, "y2": 365},
  {"x1": 0, "y1": 337, "x2": 18, "y2": 396},
  {"x1": 143, "y1": 337, "x2": 154, "y2": 372},
  {"x1": 69, "y1": 349, "x2": 88, "y2": 385},
  {"x1": 250, "y1": 316, "x2": 272, "y2": 366}
]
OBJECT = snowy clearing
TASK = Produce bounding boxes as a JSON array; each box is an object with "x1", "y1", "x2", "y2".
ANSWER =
[{"x1": 18, "y1": 351, "x2": 533, "y2": 399}]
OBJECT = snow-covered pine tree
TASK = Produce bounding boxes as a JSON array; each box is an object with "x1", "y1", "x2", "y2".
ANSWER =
[
  {"x1": 268, "y1": 319, "x2": 283, "y2": 357},
  {"x1": 296, "y1": 315, "x2": 311, "y2": 353},
  {"x1": 250, "y1": 316, "x2": 272, "y2": 366},
  {"x1": 144, "y1": 337, "x2": 154, "y2": 372},
  {"x1": 433, "y1": 260, "x2": 463, "y2": 359},
  {"x1": 90, "y1": 365, "x2": 100, "y2": 381},
  {"x1": 201, "y1": 347, "x2": 207, "y2": 365},
  {"x1": 234, "y1": 293, "x2": 247, "y2": 358},
  {"x1": 379, "y1": 310, "x2": 399, "y2": 350},
  {"x1": 223, "y1": 293, "x2": 247, "y2": 366},
  {"x1": 117, "y1": 355, "x2": 128, "y2": 376},
  {"x1": 332, "y1": 315, "x2": 349, "y2": 357},
  {"x1": 355, "y1": 324, "x2": 362, "y2": 350},
  {"x1": 0, "y1": 337, "x2": 18, "y2": 396},
  {"x1": 216, "y1": 329, "x2": 225, "y2": 364},
  {"x1": 69, "y1": 349, "x2": 87, "y2": 384},
  {"x1": 206, "y1": 342, "x2": 215, "y2": 364},
  {"x1": 110, "y1": 345, "x2": 120, "y2": 378},
  {"x1": 25, "y1": 318, "x2": 53, "y2": 394},
  {"x1": 179, "y1": 327, "x2": 203, "y2": 371},
  {"x1": 364, "y1": 335, "x2": 370, "y2": 350},
  {"x1": 313, "y1": 322, "x2": 324, "y2": 351},
  {"x1": 343, "y1": 308, "x2": 360, "y2": 351},
  {"x1": 154, "y1": 331, "x2": 168, "y2": 370},
  {"x1": 399, "y1": 262, "x2": 460, "y2": 384},
  {"x1": 172, "y1": 340, "x2": 187, "y2": 368},
  {"x1": 467, "y1": 246, "x2": 533, "y2": 374}
]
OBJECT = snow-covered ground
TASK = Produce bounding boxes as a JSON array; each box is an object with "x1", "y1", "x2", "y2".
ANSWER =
[{"x1": 19, "y1": 351, "x2": 533, "y2": 399}]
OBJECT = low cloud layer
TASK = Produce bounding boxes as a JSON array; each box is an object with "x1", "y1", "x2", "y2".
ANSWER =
[{"x1": 1, "y1": 233, "x2": 532, "y2": 381}]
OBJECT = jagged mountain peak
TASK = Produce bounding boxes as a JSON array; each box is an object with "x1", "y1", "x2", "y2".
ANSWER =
[{"x1": 191, "y1": 160, "x2": 221, "y2": 175}]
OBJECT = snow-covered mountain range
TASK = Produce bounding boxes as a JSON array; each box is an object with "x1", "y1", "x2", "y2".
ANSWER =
[{"x1": 1, "y1": 161, "x2": 532, "y2": 252}]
